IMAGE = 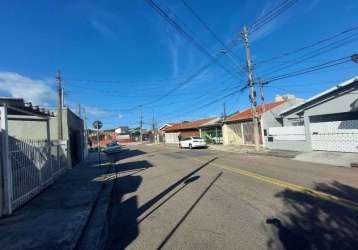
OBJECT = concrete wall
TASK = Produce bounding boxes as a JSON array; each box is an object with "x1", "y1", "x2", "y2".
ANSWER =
[
  {"x1": 265, "y1": 126, "x2": 311, "y2": 151},
  {"x1": 279, "y1": 86, "x2": 358, "y2": 152},
  {"x1": 8, "y1": 119, "x2": 49, "y2": 140},
  {"x1": 8, "y1": 108, "x2": 85, "y2": 167},
  {"x1": 261, "y1": 99, "x2": 304, "y2": 148}
]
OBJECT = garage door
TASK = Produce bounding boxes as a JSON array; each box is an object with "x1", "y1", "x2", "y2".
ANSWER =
[{"x1": 310, "y1": 119, "x2": 358, "y2": 152}]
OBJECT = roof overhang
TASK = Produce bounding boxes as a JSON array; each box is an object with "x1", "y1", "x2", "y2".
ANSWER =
[{"x1": 279, "y1": 76, "x2": 358, "y2": 116}]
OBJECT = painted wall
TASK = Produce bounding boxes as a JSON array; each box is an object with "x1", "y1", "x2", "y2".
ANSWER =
[
  {"x1": 261, "y1": 99, "x2": 304, "y2": 148},
  {"x1": 279, "y1": 87, "x2": 358, "y2": 152},
  {"x1": 8, "y1": 108, "x2": 85, "y2": 167},
  {"x1": 8, "y1": 119, "x2": 49, "y2": 140},
  {"x1": 265, "y1": 126, "x2": 311, "y2": 151}
]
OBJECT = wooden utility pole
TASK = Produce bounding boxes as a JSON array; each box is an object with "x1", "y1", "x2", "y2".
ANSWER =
[
  {"x1": 223, "y1": 103, "x2": 227, "y2": 120},
  {"x1": 56, "y1": 70, "x2": 63, "y2": 140},
  {"x1": 241, "y1": 26, "x2": 260, "y2": 151},
  {"x1": 77, "y1": 103, "x2": 82, "y2": 118},
  {"x1": 259, "y1": 80, "x2": 266, "y2": 113},
  {"x1": 152, "y1": 110, "x2": 156, "y2": 143},
  {"x1": 139, "y1": 105, "x2": 143, "y2": 144}
]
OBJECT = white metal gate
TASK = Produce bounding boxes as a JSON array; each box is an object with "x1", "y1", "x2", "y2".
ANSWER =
[
  {"x1": 8, "y1": 138, "x2": 68, "y2": 210},
  {"x1": 310, "y1": 119, "x2": 358, "y2": 152}
]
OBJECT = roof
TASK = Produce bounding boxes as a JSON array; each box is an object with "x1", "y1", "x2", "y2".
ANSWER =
[
  {"x1": 0, "y1": 97, "x2": 54, "y2": 117},
  {"x1": 279, "y1": 76, "x2": 358, "y2": 116},
  {"x1": 162, "y1": 118, "x2": 213, "y2": 132},
  {"x1": 225, "y1": 101, "x2": 286, "y2": 123},
  {"x1": 198, "y1": 117, "x2": 222, "y2": 128}
]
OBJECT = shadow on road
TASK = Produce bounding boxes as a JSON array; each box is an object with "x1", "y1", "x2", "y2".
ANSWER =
[
  {"x1": 105, "y1": 156, "x2": 218, "y2": 250},
  {"x1": 266, "y1": 182, "x2": 358, "y2": 250}
]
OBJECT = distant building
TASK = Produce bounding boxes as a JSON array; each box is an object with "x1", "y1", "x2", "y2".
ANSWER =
[{"x1": 161, "y1": 118, "x2": 213, "y2": 144}]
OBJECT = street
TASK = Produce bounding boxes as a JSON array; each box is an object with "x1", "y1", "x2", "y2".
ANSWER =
[{"x1": 104, "y1": 145, "x2": 358, "y2": 250}]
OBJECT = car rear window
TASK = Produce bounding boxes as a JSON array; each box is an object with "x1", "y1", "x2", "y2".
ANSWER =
[{"x1": 192, "y1": 137, "x2": 202, "y2": 140}]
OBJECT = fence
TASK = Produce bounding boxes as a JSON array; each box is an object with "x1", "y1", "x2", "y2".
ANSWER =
[{"x1": 6, "y1": 138, "x2": 68, "y2": 212}]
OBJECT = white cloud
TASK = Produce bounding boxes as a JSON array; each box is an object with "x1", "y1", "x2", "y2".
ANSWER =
[
  {"x1": 0, "y1": 71, "x2": 56, "y2": 106},
  {"x1": 83, "y1": 105, "x2": 116, "y2": 118}
]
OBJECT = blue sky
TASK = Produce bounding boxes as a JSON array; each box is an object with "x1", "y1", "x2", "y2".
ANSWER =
[{"x1": 0, "y1": 0, "x2": 357, "y2": 129}]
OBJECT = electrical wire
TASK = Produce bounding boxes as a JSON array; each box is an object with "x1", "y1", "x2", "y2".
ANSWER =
[
  {"x1": 180, "y1": 0, "x2": 245, "y2": 73},
  {"x1": 259, "y1": 32, "x2": 358, "y2": 76},
  {"x1": 254, "y1": 25, "x2": 358, "y2": 65},
  {"x1": 250, "y1": 0, "x2": 299, "y2": 33},
  {"x1": 145, "y1": 0, "x2": 242, "y2": 79},
  {"x1": 265, "y1": 56, "x2": 351, "y2": 83}
]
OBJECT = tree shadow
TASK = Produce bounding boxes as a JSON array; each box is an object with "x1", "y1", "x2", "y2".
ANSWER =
[
  {"x1": 266, "y1": 182, "x2": 358, "y2": 250},
  {"x1": 105, "y1": 157, "x2": 217, "y2": 250}
]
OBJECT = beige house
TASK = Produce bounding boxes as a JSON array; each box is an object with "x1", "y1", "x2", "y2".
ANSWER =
[{"x1": 223, "y1": 99, "x2": 291, "y2": 146}]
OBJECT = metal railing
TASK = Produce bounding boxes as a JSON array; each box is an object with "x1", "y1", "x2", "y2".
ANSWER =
[{"x1": 8, "y1": 138, "x2": 68, "y2": 210}]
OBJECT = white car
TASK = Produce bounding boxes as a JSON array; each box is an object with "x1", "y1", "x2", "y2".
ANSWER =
[
  {"x1": 104, "y1": 142, "x2": 122, "y2": 154},
  {"x1": 179, "y1": 137, "x2": 207, "y2": 149}
]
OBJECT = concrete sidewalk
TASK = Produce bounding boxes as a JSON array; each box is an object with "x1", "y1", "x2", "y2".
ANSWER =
[
  {"x1": 209, "y1": 144, "x2": 358, "y2": 167},
  {"x1": 0, "y1": 153, "x2": 113, "y2": 250}
]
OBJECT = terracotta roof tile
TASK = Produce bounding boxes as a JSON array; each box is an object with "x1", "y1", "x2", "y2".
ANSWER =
[
  {"x1": 162, "y1": 118, "x2": 213, "y2": 132},
  {"x1": 225, "y1": 101, "x2": 286, "y2": 123}
]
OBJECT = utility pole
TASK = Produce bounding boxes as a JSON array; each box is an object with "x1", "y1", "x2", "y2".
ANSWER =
[
  {"x1": 56, "y1": 70, "x2": 63, "y2": 140},
  {"x1": 223, "y1": 103, "x2": 227, "y2": 120},
  {"x1": 77, "y1": 104, "x2": 81, "y2": 118},
  {"x1": 259, "y1": 80, "x2": 266, "y2": 113},
  {"x1": 241, "y1": 26, "x2": 260, "y2": 151},
  {"x1": 139, "y1": 105, "x2": 143, "y2": 144},
  {"x1": 83, "y1": 107, "x2": 88, "y2": 155},
  {"x1": 152, "y1": 110, "x2": 156, "y2": 143}
]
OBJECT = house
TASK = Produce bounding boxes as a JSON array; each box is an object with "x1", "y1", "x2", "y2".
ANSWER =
[
  {"x1": 198, "y1": 117, "x2": 223, "y2": 144},
  {"x1": 161, "y1": 118, "x2": 213, "y2": 144},
  {"x1": 0, "y1": 98, "x2": 69, "y2": 215},
  {"x1": 115, "y1": 126, "x2": 132, "y2": 143},
  {"x1": 223, "y1": 95, "x2": 303, "y2": 146},
  {"x1": 266, "y1": 76, "x2": 358, "y2": 153},
  {"x1": 50, "y1": 107, "x2": 86, "y2": 167}
]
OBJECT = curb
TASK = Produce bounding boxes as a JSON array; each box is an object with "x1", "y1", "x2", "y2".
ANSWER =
[{"x1": 74, "y1": 161, "x2": 114, "y2": 250}]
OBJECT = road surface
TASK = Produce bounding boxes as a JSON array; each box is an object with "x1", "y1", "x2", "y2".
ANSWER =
[{"x1": 104, "y1": 145, "x2": 358, "y2": 250}]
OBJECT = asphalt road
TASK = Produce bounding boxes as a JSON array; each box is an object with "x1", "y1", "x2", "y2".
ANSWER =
[{"x1": 104, "y1": 145, "x2": 358, "y2": 250}]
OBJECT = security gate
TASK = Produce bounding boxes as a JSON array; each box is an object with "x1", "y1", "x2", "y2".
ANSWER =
[
  {"x1": 8, "y1": 138, "x2": 68, "y2": 210},
  {"x1": 310, "y1": 119, "x2": 358, "y2": 152}
]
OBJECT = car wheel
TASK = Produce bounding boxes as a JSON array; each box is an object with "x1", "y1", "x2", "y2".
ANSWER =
[{"x1": 189, "y1": 144, "x2": 192, "y2": 150}]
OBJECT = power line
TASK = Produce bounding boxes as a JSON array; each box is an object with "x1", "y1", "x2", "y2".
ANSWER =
[
  {"x1": 259, "y1": 31, "x2": 358, "y2": 76},
  {"x1": 265, "y1": 56, "x2": 351, "y2": 83},
  {"x1": 250, "y1": 0, "x2": 299, "y2": 33},
  {"x1": 180, "y1": 0, "x2": 245, "y2": 72},
  {"x1": 255, "y1": 25, "x2": 358, "y2": 65},
  {"x1": 144, "y1": 0, "x2": 242, "y2": 79},
  {"x1": 158, "y1": 86, "x2": 241, "y2": 121}
]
